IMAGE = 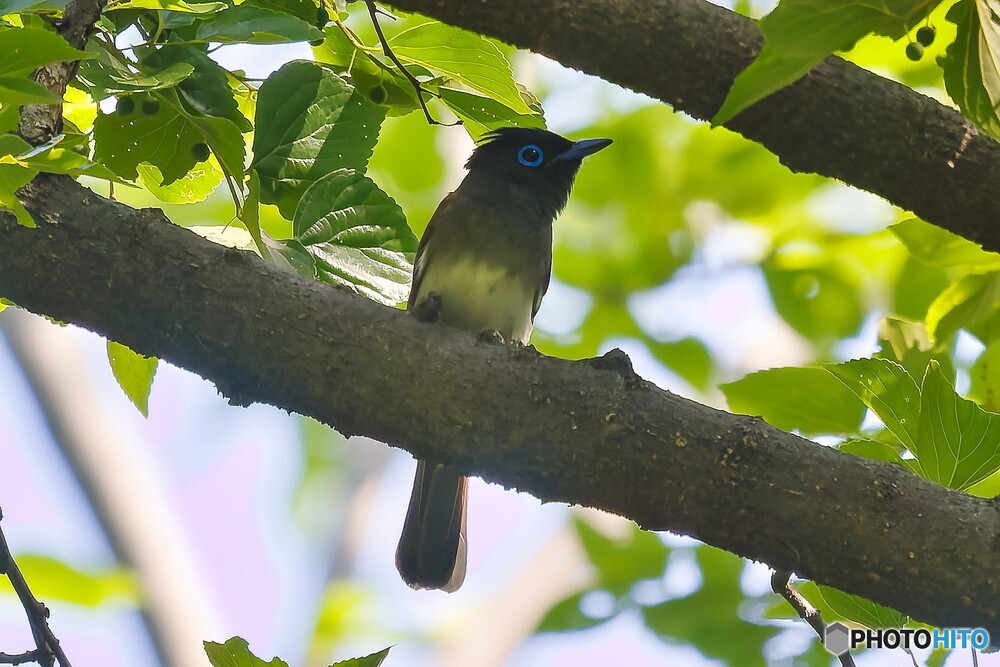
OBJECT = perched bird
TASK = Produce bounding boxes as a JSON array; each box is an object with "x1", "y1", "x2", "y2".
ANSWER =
[{"x1": 396, "y1": 127, "x2": 612, "y2": 592}]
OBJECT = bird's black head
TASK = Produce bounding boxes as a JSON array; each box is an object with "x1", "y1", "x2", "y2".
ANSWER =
[{"x1": 462, "y1": 127, "x2": 612, "y2": 222}]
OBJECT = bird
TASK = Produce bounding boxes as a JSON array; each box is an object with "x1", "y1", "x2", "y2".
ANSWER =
[{"x1": 395, "y1": 126, "x2": 612, "y2": 592}]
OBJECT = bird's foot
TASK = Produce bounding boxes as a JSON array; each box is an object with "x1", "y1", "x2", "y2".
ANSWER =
[
  {"x1": 412, "y1": 292, "x2": 442, "y2": 323},
  {"x1": 478, "y1": 329, "x2": 505, "y2": 345}
]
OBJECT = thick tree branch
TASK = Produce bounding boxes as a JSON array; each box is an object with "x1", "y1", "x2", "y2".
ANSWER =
[
  {"x1": 384, "y1": 0, "x2": 1000, "y2": 254},
  {"x1": 1, "y1": 175, "x2": 998, "y2": 635}
]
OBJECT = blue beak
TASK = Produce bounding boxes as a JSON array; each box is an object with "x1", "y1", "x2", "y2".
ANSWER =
[{"x1": 556, "y1": 138, "x2": 613, "y2": 162}]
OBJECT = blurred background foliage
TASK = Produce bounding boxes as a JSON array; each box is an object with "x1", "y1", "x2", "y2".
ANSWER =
[{"x1": 1, "y1": 0, "x2": 998, "y2": 665}]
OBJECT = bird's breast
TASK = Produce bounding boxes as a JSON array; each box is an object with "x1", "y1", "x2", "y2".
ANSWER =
[{"x1": 415, "y1": 256, "x2": 536, "y2": 344}]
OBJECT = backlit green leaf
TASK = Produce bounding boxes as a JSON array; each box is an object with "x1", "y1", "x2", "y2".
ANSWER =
[
  {"x1": 942, "y1": 0, "x2": 1000, "y2": 139},
  {"x1": 204, "y1": 637, "x2": 287, "y2": 667},
  {"x1": 816, "y1": 584, "x2": 906, "y2": 629},
  {"x1": 925, "y1": 271, "x2": 1000, "y2": 343},
  {"x1": 94, "y1": 88, "x2": 244, "y2": 185},
  {"x1": 0, "y1": 554, "x2": 136, "y2": 607},
  {"x1": 722, "y1": 366, "x2": 866, "y2": 436},
  {"x1": 107, "y1": 340, "x2": 158, "y2": 417},
  {"x1": 915, "y1": 360, "x2": 1000, "y2": 489},
  {"x1": 438, "y1": 85, "x2": 545, "y2": 139},
  {"x1": 329, "y1": 647, "x2": 391, "y2": 667},
  {"x1": 825, "y1": 357, "x2": 920, "y2": 450},
  {"x1": 252, "y1": 61, "x2": 386, "y2": 218},
  {"x1": 536, "y1": 591, "x2": 618, "y2": 633},
  {"x1": 712, "y1": 0, "x2": 934, "y2": 125},
  {"x1": 389, "y1": 21, "x2": 532, "y2": 114},
  {"x1": 891, "y1": 218, "x2": 1000, "y2": 269},
  {"x1": 0, "y1": 28, "x2": 92, "y2": 79},
  {"x1": 293, "y1": 169, "x2": 415, "y2": 305},
  {"x1": 194, "y1": 6, "x2": 323, "y2": 44}
]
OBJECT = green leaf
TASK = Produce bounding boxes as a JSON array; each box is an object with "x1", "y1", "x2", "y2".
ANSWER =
[
  {"x1": 328, "y1": 647, "x2": 391, "y2": 667},
  {"x1": 891, "y1": 218, "x2": 1000, "y2": 269},
  {"x1": 642, "y1": 547, "x2": 778, "y2": 666},
  {"x1": 194, "y1": 6, "x2": 323, "y2": 44},
  {"x1": 721, "y1": 366, "x2": 866, "y2": 436},
  {"x1": 389, "y1": 21, "x2": 532, "y2": 114},
  {"x1": 293, "y1": 169, "x2": 415, "y2": 305},
  {"x1": 0, "y1": 0, "x2": 71, "y2": 12},
  {"x1": 816, "y1": 584, "x2": 906, "y2": 629},
  {"x1": 0, "y1": 76, "x2": 60, "y2": 105},
  {"x1": 712, "y1": 0, "x2": 933, "y2": 125},
  {"x1": 875, "y1": 316, "x2": 952, "y2": 385},
  {"x1": 825, "y1": 358, "x2": 920, "y2": 450},
  {"x1": 943, "y1": 0, "x2": 1000, "y2": 139},
  {"x1": 107, "y1": 341, "x2": 158, "y2": 417},
  {"x1": 837, "y1": 438, "x2": 906, "y2": 464},
  {"x1": 536, "y1": 591, "x2": 618, "y2": 633},
  {"x1": 204, "y1": 637, "x2": 287, "y2": 667},
  {"x1": 646, "y1": 336, "x2": 713, "y2": 391},
  {"x1": 0, "y1": 28, "x2": 92, "y2": 79},
  {"x1": 143, "y1": 45, "x2": 252, "y2": 132},
  {"x1": 0, "y1": 554, "x2": 136, "y2": 607},
  {"x1": 969, "y1": 340, "x2": 1000, "y2": 412},
  {"x1": 925, "y1": 271, "x2": 1000, "y2": 344},
  {"x1": 75, "y1": 60, "x2": 195, "y2": 97},
  {"x1": 137, "y1": 162, "x2": 222, "y2": 203},
  {"x1": 240, "y1": 170, "x2": 265, "y2": 256},
  {"x1": 314, "y1": 27, "x2": 422, "y2": 116},
  {"x1": 915, "y1": 360, "x2": 1000, "y2": 489},
  {"x1": 762, "y1": 254, "x2": 864, "y2": 342},
  {"x1": 573, "y1": 518, "x2": 670, "y2": 594},
  {"x1": 252, "y1": 61, "x2": 386, "y2": 218},
  {"x1": 438, "y1": 85, "x2": 546, "y2": 139},
  {"x1": 244, "y1": 0, "x2": 319, "y2": 23},
  {"x1": 108, "y1": 0, "x2": 227, "y2": 12},
  {"x1": 94, "y1": 89, "x2": 244, "y2": 185},
  {"x1": 0, "y1": 134, "x2": 37, "y2": 227}
]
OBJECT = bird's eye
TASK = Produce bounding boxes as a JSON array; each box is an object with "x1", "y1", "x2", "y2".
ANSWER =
[{"x1": 517, "y1": 144, "x2": 544, "y2": 167}]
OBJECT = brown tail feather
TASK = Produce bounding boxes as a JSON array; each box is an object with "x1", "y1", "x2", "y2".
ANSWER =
[{"x1": 396, "y1": 461, "x2": 467, "y2": 592}]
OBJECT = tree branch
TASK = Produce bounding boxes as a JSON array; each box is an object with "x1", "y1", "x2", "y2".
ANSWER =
[
  {"x1": 1, "y1": 175, "x2": 997, "y2": 635},
  {"x1": 0, "y1": 509, "x2": 72, "y2": 667},
  {"x1": 18, "y1": 0, "x2": 105, "y2": 145},
  {"x1": 383, "y1": 0, "x2": 1000, "y2": 255}
]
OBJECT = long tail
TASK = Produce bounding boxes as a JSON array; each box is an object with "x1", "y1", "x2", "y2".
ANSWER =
[{"x1": 395, "y1": 461, "x2": 468, "y2": 592}]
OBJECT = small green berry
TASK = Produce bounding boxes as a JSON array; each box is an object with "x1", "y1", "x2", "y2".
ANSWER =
[
  {"x1": 916, "y1": 25, "x2": 936, "y2": 47},
  {"x1": 116, "y1": 96, "x2": 135, "y2": 116},
  {"x1": 141, "y1": 98, "x2": 160, "y2": 115},
  {"x1": 905, "y1": 41, "x2": 924, "y2": 61},
  {"x1": 368, "y1": 85, "x2": 387, "y2": 105},
  {"x1": 191, "y1": 143, "x2": 210, "y2": 162}
]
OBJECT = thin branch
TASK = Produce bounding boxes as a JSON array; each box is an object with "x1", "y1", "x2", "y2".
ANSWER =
[
  {"x1": 364, "y1": 0, "x2": 453, "y2": 126},
  {"x1": 0, "y1": 510, "x2": 72, "y2": 667},
  {"x1": 771, "y1": 570, "x2": 855, "y2": 667}
]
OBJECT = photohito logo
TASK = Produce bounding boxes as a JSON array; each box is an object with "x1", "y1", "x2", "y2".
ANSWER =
[{"x1": 823, "y1": 622, "x2": 991, "y2": 655}]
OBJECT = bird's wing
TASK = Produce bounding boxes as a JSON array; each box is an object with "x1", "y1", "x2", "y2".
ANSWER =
[
  {"x1": 532, "y1": 252, "x2": 551, "y2": 320},
  {"x1": 408, "y1": 192, "x2": 458, "y2": 310}
]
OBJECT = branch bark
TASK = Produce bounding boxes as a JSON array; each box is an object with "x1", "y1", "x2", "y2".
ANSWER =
[
  {"x1": 1, "y1": 174, "x2": 998, "y2": 635},
  {"x1": 384, "y1": 0, "x2": 1000, "y2": 254}
]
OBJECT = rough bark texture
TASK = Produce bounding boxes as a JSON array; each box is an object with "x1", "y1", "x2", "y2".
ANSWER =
[
  {"x1": 1, "y1": 174, "x2": 998, "y2": 634},
  {"x1": 18, "y1": 0, "x2": 105, "y2": 145},
  {"x1": 385, "y1": 0, "x2": 1000, "y2": 254}
]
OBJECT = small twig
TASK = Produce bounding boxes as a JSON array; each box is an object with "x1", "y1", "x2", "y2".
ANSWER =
[
  {"x1": 364, "y1": 0, "x2": 445, "y2": 125},
  {"x1": 771, "y1": 569, "x2": 856, "y2": 667},
  {"x1": 0, "y1": 510, "x2": 73, "y2": 667}
]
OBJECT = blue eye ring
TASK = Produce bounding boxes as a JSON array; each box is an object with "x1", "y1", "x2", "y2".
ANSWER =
[{"x1": 517, "y1": 144, "x2": 544, "y2": 167}]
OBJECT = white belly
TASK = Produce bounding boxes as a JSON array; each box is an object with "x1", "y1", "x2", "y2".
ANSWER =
[{"x1": 416, "y1": 256, "x2": 535, "y2": 343}]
